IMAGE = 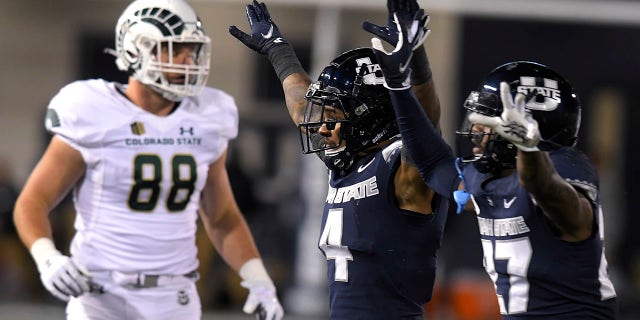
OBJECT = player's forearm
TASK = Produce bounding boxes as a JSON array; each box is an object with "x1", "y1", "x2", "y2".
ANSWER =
[
  {"x1": 204, "y1": 209, "x2": 260, "y2": 272},
  {"x1": 411, "y1": 79, "x2": 441, "y2": 130},
  {"x1": 13, "y1": 196, "x2": 54, "y2": 250},
  {"x1": 217, "y1": 229, "x2": 261, "y2": 273},
  {"x1": 410, "y1": 45, "x2": 440, "y2": 130},
  {"x1": 517, "y1": 150, "x2": 558, "y2": 194},
  {"x1": 517, "y1": 150, "x2": 582, "y2": 221},
  {"x1": 390, "y1": 89, "x2": 456, "y2": 196},
  {"x1": 266, "y1": 44, "x2": 308, "y2": 126},
  {"x1": 282, "y1": 72, "x2": 311, "y2": 125}
]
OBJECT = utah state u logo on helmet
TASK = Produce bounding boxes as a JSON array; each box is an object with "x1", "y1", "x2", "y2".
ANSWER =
[
  {"x1": 516, "y1": 76, "x2": 561, "y2": 111},
  {"x1": 354, "y1": 57, "x2": 386, "y2": 86}
]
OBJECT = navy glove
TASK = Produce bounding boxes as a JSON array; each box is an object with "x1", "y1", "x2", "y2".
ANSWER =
[
  {"x1": 229, "y1": 0, "x2": 288, "y2": 55},
  {"x1": 371, "y1": 12, "x2": 429, "y2": 90},
  {"x1": 362, "y1": 0, "x2": 430, "y2": 52}
]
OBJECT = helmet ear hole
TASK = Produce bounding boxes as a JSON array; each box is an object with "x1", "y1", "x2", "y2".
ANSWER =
[
  {"x1": 136, "y1": 36, "x2": 156, "y2": 52},
  {"x1": 124, "y1": 49, "x2": 138, "y2": 65}
]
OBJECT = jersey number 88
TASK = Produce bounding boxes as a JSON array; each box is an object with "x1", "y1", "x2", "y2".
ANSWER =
[{"x1": 128, "y1": 154, "x2": 197, "y2": 212}]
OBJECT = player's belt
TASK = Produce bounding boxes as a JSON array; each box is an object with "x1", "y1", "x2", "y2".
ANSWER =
[
  {"x1": 129, "y1": 270, "x2": 200, "y2": 288},
  {"x1": 89, "y1": 270, "x2": 200, "y2": 292}
]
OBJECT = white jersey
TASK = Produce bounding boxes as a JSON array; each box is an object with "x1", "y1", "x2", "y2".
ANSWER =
[{"x1": 45, "y1": 79, "x2": 238, "y2": 275}]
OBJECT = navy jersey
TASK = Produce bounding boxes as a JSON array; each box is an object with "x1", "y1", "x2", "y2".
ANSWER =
[
  {"x1": 319, "y1": 139, "x2": 448, "y2": 319},
  {"x1": 464, "y1": 147, "x2": 618, "y2": 319}
]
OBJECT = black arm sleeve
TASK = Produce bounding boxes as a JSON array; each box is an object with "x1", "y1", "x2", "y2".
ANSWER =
[{"x1": 390, "y1": 89, "x2": 459, "y2": 198}]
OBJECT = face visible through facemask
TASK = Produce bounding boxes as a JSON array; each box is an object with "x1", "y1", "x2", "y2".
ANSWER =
[
  {"x1": 157, "y1": 42, "x2": 202, "y2": 84},
  {"x1": 318, "y1": 105, "x2": 347, "y2": 155},
  {"x1": 470, "y1": 123, "x2": 493, "y2": 156}
]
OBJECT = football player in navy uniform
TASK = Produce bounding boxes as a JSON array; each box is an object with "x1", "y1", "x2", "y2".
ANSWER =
[
  {"x1": 378, "y1": 33, "x2": 620, "y2": 318},
  {"x1": 230, "y1": 0, "x2": 455, "y2": 318},
  {"x1": 13, "y1": 0, "x2": 283, "y2": 319},
  {"x1": 457, "y1": 63, "x2": 619, "y2": 319}
]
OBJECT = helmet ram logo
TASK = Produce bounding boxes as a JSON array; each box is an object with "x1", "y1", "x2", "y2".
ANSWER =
[{"x1": 133, "y1": 8, "x2": 186, "y2": 37}]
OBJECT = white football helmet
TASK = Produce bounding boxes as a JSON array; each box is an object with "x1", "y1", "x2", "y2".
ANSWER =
[{"x1": 114, "y1": 0, "x2": 211, "y2": 101}]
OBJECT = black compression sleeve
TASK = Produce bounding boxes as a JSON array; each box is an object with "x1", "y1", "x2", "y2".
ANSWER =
[
  {"x1": 410, "y1": 46, "x2": 432, "y2": 85},
  {"x1": 390, "y1": 89, "x2": 458, "y2": 198},
  {"x1": 267, "y1": 45, "x2": 305, "y2": 83}
]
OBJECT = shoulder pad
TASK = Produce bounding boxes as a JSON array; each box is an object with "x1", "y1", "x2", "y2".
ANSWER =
[
  {"x1": 382, "y1": 138, "x2": 403, "y2": 164},
  {"x1": 182, "y1": 87, "x2": 239, "y2": 140},
  {"x1": 549, "y1": 147, "x2": 599, "y2": 202},
  {"x1": 46, "y1": 80, "x2": 126, "y2": 147}
]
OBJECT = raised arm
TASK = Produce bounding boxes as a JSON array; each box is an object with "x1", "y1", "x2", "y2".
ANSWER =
[
  {"x1": 365, "y1": 3, "x2": 457, "y2": 199},
  {"x1": 365, "y1": 10, "x2": 457, "y2": 202},
  {"x1": 229, "y1": 0, "x2": 309, "y2": 125}
]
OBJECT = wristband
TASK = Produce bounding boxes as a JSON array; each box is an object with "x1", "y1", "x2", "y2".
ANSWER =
[
  {"x1": 410, "y1": 45, "x2": 432, "y2": 85},
  {"x1": 30, "y1": 237, "x2": 60, "y2": 267},
  {"x1": 267, "y1": 45, "x2": 305, "y2": 83},
  {"x1": 239, "y1": 258, "x2": 274, "y2": 285}
]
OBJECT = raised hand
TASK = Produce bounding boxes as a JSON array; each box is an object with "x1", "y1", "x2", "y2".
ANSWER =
[
  {"x1": 229, "y1": 0, "x2": 288, "y2": 55},
  {"x1": 363, "y1": 0, "x2": 430, "y2": 51},
  {"x1": 370, "y1": 11, "x2": 428, "y2": 90},
  {"x1": 468, "y1": 82, "x2": 541, "y2": 151},
  {"x1": 241, "y1": 280, "x2": 284, "y2": 320}
]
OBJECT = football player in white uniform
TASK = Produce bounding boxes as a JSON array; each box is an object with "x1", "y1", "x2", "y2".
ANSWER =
[{"x1": 13, "y1": 0, "x2": 284, "y2": 319}]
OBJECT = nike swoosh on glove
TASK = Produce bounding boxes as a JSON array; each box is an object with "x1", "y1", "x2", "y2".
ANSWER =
[
  {"x1": 363, "y1": 0, "x2": 431, "y2": 52},
  {"x1": 241, "y1": 280, "x2": 284, "y2": 320},
  {"x1": 467, "y1": 82, "x2": 541, "y2": 151},
  {"x1": 371, "y1": 12, "x2": 428, "y2": 90},
  {"x1": 229, "y1": 0, "x2": 288, "y2": 55}
]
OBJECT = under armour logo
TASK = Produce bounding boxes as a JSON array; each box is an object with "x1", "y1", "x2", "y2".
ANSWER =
[
  {"x1": 486, "y1": 197, "x2": 494, "y2": 207},
  {"x1": 180, "y1": 127, "x2": 194, "y2": 136}
]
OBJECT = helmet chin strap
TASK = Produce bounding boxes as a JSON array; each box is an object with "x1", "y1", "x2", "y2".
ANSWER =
[
  {"x1": 147, "y1": 82, "x2": 183, "y2": 102},
  {"x1": 323, "y1": 149, "x2": 355, "y2": 173}
]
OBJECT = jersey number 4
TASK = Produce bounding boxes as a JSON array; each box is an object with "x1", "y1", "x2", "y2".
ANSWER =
[
  {"x1": 128, "y1": 154, "x2": 197, "y2": 212},
  {"x1": 319, "y1": 208, "x2": 353, "y2": 282}
]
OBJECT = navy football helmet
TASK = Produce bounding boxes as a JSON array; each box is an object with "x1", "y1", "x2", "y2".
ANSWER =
[
  {"x1": 458, "y1": 61, "x2": 581, "y2": 173},
  {"x1": 299, "y1": 48, "x2": 398, "y2": 172}
]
